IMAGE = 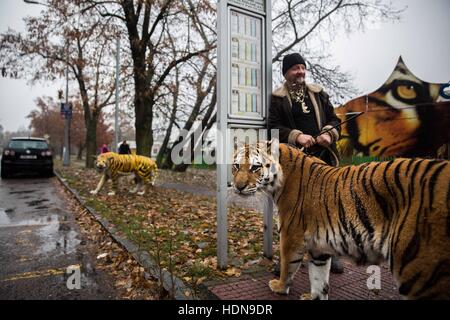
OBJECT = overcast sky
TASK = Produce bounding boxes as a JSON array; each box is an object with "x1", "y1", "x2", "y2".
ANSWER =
[
  {"x1": 330, "y1": 0, "x2": 450, "y2": 93},
  {"x1": 0, "y1": 0, "x2": 449, "y2": 132}
]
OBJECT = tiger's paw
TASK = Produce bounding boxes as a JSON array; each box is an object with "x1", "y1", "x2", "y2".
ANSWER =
[
  {"x1": 137, "y1": 191, "x2": 145, "y2": 195},
  {"x1": 269, "y1": 279, "x2": 289, "y2": 295},
  {"x1": 129, "y1": 188, "x2": 138, "y2": 194},
  {"x1": 107, "y1": 191, "x2": 116, "y2": 196},
  {"x1": 90, "y1": 190, "x2": 98, "y2": 195}
]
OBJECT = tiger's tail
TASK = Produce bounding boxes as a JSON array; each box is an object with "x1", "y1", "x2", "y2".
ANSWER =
[{"x1": 150, "y1": 161, "x2": 158, "y2": 186}]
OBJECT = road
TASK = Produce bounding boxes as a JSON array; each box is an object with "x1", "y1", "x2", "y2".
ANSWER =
[{"x1": 0, "y1": 176, "x2": 118, "y2": 299}]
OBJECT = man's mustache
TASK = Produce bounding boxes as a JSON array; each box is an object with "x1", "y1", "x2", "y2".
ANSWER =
[{"x1": 288, "y1": 78, "x2": 305, "y2": 89}]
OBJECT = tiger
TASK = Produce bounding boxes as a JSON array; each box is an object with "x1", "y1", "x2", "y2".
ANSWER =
[
  {"x1": 232, "y1": 140, "x2": 450, "y2": 299},
  {"x1": 335, "y1": 57, "x2": 450, "y2": 158},
  {"x1": 90, "y1": 152, "x2": 158, "y2": 196}
]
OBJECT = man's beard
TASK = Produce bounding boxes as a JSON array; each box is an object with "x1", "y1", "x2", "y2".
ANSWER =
[{"x1": 287, "y1": 77, "x2": 305, "y2": 92}]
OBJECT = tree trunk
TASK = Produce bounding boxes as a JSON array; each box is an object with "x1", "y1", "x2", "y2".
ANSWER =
[
  {"x1": 173, "y1": 86, "x2": 217, "y2": 172},
  {"x1": 156, "y1": 119, "x2": 175, "y2": 168},
  {"x1": 157, "y1": 69, "x2": 180, "y2": 168},
  {"x1": 135, "y1": 95, "x2": 153, "y2": 157},
  {"x1": 85, "y1": 118, "x2": 98, "y2": 168},
  {"x1": 77, "y1": 143, "x2": 84, "y2": 160},
  {"x1": 162, "y1": 137, "x2": 177, "y2": 170},
  {"x1": 131, "y1": 44, "x2": 154, "y2": 157},
  {"x1": 164, "y1": 106, "x2": 201, "y2": 170}
]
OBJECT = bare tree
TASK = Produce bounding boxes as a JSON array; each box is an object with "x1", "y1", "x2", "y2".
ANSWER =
[
  {"x1": 272, "y1": 0, "x2": 404, "y2": 103},
  {"x1": 27, "y1": 96, "x2": 113, "y2": 160},
  {"x1": 155, "y1": 67, "x2": 180, "y2": 168},
  {"x1": 85, "y1": 0, "x2": 213, "y2": 157},
  {"x1": 0, "y1": 0, "x2": 119, "y2": 167},
  {"x1": 163, "y1": 0, "x2": 402, "y2": 171},
  {"x1": 158, "y1": 0, "x2": 216, "y2": 171}
]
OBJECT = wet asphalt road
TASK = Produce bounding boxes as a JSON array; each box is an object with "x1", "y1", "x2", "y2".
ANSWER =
[{"x1": 0, "y1": 176, "x2": 118, "y2": 299}]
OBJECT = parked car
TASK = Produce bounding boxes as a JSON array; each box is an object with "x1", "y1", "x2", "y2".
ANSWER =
[{"x1": 1, "y1": 137, "x2": 54, "y2": 178}]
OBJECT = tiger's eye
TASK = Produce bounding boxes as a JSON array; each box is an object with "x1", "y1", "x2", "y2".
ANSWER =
[{"x1": 397, "y1": 84, "x2": 417, "y2": 100}]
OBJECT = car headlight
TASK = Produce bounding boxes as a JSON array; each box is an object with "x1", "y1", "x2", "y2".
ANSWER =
[{"x1": 3, "y1": 150, "x2": 15, "y2": 156}]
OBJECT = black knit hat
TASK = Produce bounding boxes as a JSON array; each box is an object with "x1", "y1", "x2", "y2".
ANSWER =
[{"x1": 282, "y1": 53, "x2": 306, "y2": 75}]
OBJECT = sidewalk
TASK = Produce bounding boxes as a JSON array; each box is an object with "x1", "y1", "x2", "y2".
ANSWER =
[{"x1": 204, "y1": 262, "x2": 400, "y2": 300}]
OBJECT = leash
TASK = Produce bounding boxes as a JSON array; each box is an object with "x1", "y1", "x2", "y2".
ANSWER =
[
  {"x1": 312, "y1": 111, "x2": 365, "y2": 139},
  {"x1": 302, "y1": 111, "x2": 365, "y2": 156}
]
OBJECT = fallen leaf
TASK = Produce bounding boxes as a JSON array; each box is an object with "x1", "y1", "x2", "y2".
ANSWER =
[
  {"x1": 196, "y1": 277, "x2": 206, "y2": 285},
  {"x1": 224, "y1": 267, "x2": 241, "y2": 277}
]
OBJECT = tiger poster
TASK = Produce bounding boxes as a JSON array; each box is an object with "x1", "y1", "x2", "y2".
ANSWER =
[{"x1": 335, "y1": 56, "x2": 450, "y2": 163}]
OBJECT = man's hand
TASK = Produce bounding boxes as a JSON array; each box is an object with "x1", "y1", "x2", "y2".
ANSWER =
[
  {"x1": 316, "y1": 133, "x2": 332, "y2": 147},
  {"x1": 296, "y1": 134, "x2": 316, "y2": 148}
]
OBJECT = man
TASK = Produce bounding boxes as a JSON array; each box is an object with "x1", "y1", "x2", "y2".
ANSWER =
[
  {"x1": 101, "y1": 144, "x2": 109, "y2": 154},
  {"x1": 268, "y1": 52, "x2": 344, "y2": 273},
  {"x1": 118, "y1": 140, "x2": 132, "y2": 155}
]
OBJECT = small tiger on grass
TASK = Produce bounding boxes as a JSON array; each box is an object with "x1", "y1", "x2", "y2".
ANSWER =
[{"x1": 90, "y1": 152, "x2": 158, "y2": 196}]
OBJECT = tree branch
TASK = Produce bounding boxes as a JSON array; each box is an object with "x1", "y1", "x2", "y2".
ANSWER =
[{"x1": 273, "y1": 0, "x2": 344, "y2": 62}]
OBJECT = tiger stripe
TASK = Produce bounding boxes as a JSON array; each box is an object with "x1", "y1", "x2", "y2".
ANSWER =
[{"x1": 91, "y1": 152, "x2": 158, "y2": 196}]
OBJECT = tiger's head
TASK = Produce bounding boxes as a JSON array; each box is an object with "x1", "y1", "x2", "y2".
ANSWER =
[
  {"x1": 335, "y1": 57, "x2": 448, "y2": 158},
  {"x1": 232, "y1": 140, "x2": 283, "y2": 196},
  {"x1": 94, "y1": 152, "x2": 113, "y2": 173}
]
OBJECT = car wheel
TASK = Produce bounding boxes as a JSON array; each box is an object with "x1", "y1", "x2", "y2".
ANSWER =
[
  {"x1": 45, "y1": 169, "x2": 54, "y2": 178},
  {"x1": 1, "y1": 167, "x2": 10, "y2": 179}
]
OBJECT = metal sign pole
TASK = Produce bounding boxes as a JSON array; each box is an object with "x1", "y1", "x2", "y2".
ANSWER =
[
  {"x1": 263, "y1": 2, "x2": 273, "y2": 259},
  {"x1": 216, "y1": 0, "x2": 229, "y2": 269},
  {"x1": 114, "y1": 37, "x2": 120, "y2": 153},
  {"x1": 216, "y1": 0, "x2": 273, "y2": 268}
]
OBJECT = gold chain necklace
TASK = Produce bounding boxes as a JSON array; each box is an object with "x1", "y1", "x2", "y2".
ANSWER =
[{"x1": 289, "y1": 84, "x2": 310, "y2": 113}]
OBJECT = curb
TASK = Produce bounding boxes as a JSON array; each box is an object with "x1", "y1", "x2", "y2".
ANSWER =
[{"x1": 54, "y1": 169, "x2": 195, "y2": 300}]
